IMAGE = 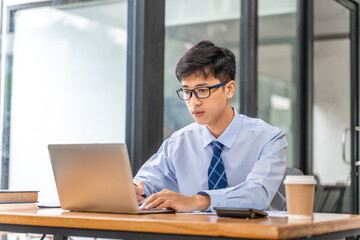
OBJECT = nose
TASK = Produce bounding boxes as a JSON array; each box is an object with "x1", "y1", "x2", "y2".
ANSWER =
[{"x1": 188, "y1": 93, "x2": 201, "y2": 106}]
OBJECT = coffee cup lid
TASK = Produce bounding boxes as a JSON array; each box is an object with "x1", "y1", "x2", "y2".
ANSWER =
[{"x1": 283, "y1": 175, "x2": 317, "y2": 185}]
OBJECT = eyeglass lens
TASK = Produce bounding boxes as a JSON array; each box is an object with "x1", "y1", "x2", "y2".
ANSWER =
[{"x1": 181, "y1": 88, "x2": 210, "y2": 100}]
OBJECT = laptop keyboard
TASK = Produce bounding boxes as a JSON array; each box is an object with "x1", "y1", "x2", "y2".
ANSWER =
[{"x1": 138, "y1": 207, "x2": 175, "y2": 214}]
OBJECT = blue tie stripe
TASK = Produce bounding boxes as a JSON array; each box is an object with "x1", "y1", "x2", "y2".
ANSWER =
[
  {"x1": 208, "y1": 141, "x2": 228, "y2": 190},
  {"x1": 214, "y1": 171, "x2": 226, "y2": 187},
  {"x1": 208, "y1": 156, "x2": 222, "y2": 176},
  {"x1": 208, "y1": 166, "x2": 223, "y2": 178}
]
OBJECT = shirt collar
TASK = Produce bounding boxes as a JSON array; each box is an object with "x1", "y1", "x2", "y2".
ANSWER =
[{"x1": 202, "y1": 107, "x2": 243, "y2": 149}]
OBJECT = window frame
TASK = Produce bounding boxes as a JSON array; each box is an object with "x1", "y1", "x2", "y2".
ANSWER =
[{"x1": 126, "y1": 0, "x2": 165, "y2": 174}]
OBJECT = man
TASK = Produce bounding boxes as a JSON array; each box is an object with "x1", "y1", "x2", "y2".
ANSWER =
[{"x1": 134, "y1": 40, "x2": 287, "y2": 212}]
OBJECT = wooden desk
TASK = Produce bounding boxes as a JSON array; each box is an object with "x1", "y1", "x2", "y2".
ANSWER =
[{"x1": 0, "y1": 209, "x2": 359, "y2": 240}]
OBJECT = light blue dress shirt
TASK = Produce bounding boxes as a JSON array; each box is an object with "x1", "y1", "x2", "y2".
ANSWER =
[{"x1": 134, "y1": 108, "x2": 288, "y2": 211}]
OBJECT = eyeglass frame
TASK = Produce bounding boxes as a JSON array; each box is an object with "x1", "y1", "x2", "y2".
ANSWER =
[{"x1": 176, "y1": 81, "x2": 229, "y2": 101}]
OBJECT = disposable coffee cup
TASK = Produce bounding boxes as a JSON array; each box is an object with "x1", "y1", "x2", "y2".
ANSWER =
[{"x1": 284, "y1": 175, "x2": 316, "y2": 220}]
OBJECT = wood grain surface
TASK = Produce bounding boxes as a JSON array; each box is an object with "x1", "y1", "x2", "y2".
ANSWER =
[{"x1": 0, "y1": 209, "x2": 359, "y2": 239}]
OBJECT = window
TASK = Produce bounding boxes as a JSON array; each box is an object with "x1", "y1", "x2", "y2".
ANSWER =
[
  {"x1": 164, "y1": 0, "x2": 241, "y2": 138},
  {"x1": 1, "y1": 0, "x2": 128, "y2": 202},
  {"x1": 257, "y1": 0, "x2": 298, "y2": 166}
]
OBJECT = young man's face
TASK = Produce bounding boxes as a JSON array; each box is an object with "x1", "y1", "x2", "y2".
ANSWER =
[{"x1": 181, "y1": 73, "x2": 235, "y2": 127}]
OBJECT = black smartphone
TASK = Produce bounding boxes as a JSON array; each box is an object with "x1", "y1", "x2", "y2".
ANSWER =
[{"x1": 214, "y1": 207, "x2": 268, "y2": 219}]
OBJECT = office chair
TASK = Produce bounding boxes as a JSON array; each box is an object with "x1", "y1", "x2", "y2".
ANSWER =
[
  {"x1": 278, "y1": 167, "x2": 304, "y2": 198},
  {"x1": 313, "y1": 175, "x2": 349, "y2": 213}
]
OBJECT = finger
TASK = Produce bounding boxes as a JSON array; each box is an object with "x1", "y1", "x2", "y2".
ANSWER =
[
  {"x1": 134, "y1": 186, "x2": 144, "y2": 196},
  {"x1": 140, "y1": 193, "x2": 163, "y2": 209},
  {"x1": 144, "y1": 197, "x2": 166, "y2": 210},
  {"x1": 140, "y1": 194, "x2": 155, "y2": 209},
  {"x1": 137, "y1": 195, "x2": 145, "y2": 204},
  {"x1": 136, "y1": 181, "x2": 145, "y2": 189},
  {"x1": 133, "y1": 182, "x2": 145, "y2": 195},
  {"x1": 134, "y1": 181, "x2": 145, "y2": 190},
  {"x1": 140, "y1": 190, "x2": 171, "y2": 209},
  {"x1": 155, "y1": 200, "x2": 173, "y2": 210}
]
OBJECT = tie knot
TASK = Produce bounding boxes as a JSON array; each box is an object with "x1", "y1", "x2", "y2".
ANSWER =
[{"x1": 210, "y1": 141, "x2": 224, "y2": 154}]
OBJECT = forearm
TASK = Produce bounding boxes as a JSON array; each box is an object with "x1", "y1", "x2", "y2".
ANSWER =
[{"x1": 200, "y1": 176, "x2": 285, "y2": 211}]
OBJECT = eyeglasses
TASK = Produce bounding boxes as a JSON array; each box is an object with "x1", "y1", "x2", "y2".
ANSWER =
[{"x1": 176, "y1": 81, "x2": 229, "y2": 101}]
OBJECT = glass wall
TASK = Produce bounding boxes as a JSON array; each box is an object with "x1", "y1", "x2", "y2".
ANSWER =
[
  {"x1": 164, "y1": 0, "x2": 241, "y2": 138},
  {"x1": 257, "y1": 0, "x2": 298, "y2": 166},
  {"x1": 312, "y1": 0, "x2": 351, "y2": 213},
  {"x1": 1, "y1": 0, "x2": 128, "y2": 203}
]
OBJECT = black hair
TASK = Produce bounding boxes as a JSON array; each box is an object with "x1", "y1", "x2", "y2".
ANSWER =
[{"x1": 175, "y1": 40, "x2": 236, "y2": 82}]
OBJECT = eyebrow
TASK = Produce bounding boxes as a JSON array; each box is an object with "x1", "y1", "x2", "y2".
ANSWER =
[{"x1": 182, "y1": 83, "x2": 210, "y2": 88}]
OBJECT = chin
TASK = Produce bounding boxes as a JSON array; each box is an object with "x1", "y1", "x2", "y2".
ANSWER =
[{"x1": 193, "y1": 118, "x2": 208, "y2": 125}]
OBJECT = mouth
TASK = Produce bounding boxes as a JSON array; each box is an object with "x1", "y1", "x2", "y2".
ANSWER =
[{"x1": 192, "y1": 110, "x2": 205, "y2": 117}]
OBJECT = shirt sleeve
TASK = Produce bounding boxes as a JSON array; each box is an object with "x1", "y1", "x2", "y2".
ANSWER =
[
  {"x1": 133, "y1": 138, "x2": 178, "y2": 196},
  {"x1": 199, "y1": 130, "x2": 287, "y2": 211}
]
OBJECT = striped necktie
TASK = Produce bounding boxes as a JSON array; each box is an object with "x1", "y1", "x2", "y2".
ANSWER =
[{"x1": 208, "y1": 141, "x2": 228, "y2": 190}]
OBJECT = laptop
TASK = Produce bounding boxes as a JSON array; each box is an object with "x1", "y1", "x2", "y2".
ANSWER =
[{"x1": 48, "y1": 143, "x2": 174, "y2": 214}]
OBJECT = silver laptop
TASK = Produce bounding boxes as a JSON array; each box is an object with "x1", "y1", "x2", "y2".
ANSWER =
[{"x1": 48, "y1": 143, "x2": 174, "y2": 214}]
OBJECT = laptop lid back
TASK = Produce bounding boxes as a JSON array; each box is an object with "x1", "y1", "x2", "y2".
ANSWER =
[{"x1": 48, "y1": 143, "x2": 139, "y2": 214}]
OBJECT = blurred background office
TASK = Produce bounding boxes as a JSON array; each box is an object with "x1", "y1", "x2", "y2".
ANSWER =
[{"x1": 0, "y1": 0, "x2": 358, "y2": 215}]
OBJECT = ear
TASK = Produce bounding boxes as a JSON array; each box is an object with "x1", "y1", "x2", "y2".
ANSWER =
[{"x1": 226, "y1": 80, "x2": 236, "y2": 99}]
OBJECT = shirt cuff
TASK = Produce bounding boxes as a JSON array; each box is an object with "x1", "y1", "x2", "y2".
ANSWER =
[{"x1": 197, "y1": 189, "x2": 228, "y2": 212}]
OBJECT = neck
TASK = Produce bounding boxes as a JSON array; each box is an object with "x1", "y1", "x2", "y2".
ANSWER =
[{"x1": 206, "y1": 106, "x2": 234, "y2": 138}]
